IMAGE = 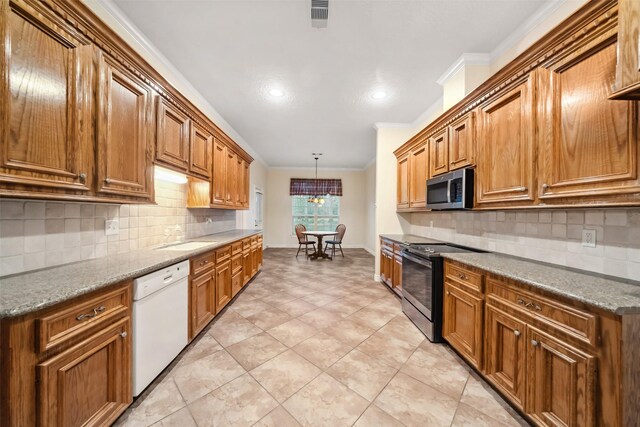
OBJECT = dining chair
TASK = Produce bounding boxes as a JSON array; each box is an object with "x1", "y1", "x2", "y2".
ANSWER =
[
  {"x1": 324, "y1": 224, "x2": 346, "y2": 258},
  {"x1": 295, "y1": 224, "x2": 316, "y2": 258}
]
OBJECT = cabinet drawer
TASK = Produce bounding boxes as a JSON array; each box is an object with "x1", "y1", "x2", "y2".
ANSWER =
[
  {"x1": 231, "y1": 241, "x2": 243, "y2": 255},
  {"x1": 393, "y1": 243, "x2": 402, "y2": 255},
  {"x1": 257, "y1": 234, "x2": 263, "y2": 243},
  {"x1": 242, "y1": 238, "x2": 252, "y2": 250},
  {"x1": 36, "y1": 283, "x2": 130, "y2": 353},
  {"x1": 216, "y1": 245, "x2": 232, "y2": 263},
  {"x1": 232, "y1": 253, "x2": 243, "y2": 273},
  {"x1": 191, "y1": 251, "x2": 215, "y2": 276},
  {"x1": 487, "y1": 276, "x2": 597, "y2": 347},
  {"x1": 381, "y1": 239, "x2": 393, "y2": 251},
  {"x1": 250, "y1": 236, "x2": 259, "y2": 247},
  {"x1": 445, "y1": 262, "x2": 483, "y2": 293}
]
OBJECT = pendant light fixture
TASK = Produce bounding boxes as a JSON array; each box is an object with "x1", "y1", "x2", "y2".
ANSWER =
[{"x1": 307, "y1": 153, "x2": 326, "y2": 205}]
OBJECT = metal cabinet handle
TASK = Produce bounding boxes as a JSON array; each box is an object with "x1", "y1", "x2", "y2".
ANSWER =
[
  {"x1": 457, "y1": 273, "x2": 468, "y2": 280},
  {"x1": 104, "y1": 178, "x2": 111, "y2": 184},
  {"x1": 77, "y1": 173, "x2": 87, "y2": 183},
  {"x1": 531, "y1": 339, "x2": 539, "y2": 347},
  {"x1": 120, "y1": 332, "x2": 127, "y2": 339},
  {"x1": 76, "y1": 305, "x2": 106, "y2": 321},
  {"x1": 200, "y1": 260, "x2": 209, "y2": 266},
  {"x1": 514, "y1": 330, "x2": 521, "y2": 337},
  {"x1": 541, "y1": 183, "x2": 549, "y2": 192},
  {"x1": 446, "y1": 290, "x2": 450, "y2": 295}
]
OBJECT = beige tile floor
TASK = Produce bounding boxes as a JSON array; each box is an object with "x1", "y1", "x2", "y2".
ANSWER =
[{"x1": 115, "y1": 248, "x2": 529, "y2": 427}]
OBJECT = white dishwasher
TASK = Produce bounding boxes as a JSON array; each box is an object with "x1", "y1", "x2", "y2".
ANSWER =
[{"x1": 132, "y1": 260, "x2": 189, "y2": 396}]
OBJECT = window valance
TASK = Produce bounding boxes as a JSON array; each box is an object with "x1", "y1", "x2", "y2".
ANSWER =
[{"x1": 290, "y1": 178, "x2": 342, "y2": 196}]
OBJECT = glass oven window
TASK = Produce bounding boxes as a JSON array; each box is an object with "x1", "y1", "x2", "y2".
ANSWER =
[
  {"x1": 402, "y1": 255, "x2": 433, "y2": 317},
  {"x1": 427, "y1": 181, "x2": 448, "y2": 205}
]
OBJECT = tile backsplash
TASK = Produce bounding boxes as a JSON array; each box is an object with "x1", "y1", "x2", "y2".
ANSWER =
[
  {"x1": 409, "y1": 209, "x2": 640, "y2": 280},
  {"x1": 0, "y1": 181, "x2": 236, "y2": 276}
]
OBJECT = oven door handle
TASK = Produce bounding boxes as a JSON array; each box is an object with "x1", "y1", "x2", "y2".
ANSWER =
[
  {"x1": 401, "y1": 252, "x2": 433, "y2": 268},
  {"x1": 447, "y1": 179, "x2": 452, "y2": 203}
]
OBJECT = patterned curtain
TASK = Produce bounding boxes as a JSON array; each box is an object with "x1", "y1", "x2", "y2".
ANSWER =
[{"x1": 290, "y1": 178, "x2": 342, "y2": 196}]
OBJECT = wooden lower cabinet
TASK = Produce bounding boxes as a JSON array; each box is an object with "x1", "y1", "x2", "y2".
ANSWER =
[
  {"x1": 393, "y1": 253, "x2": 402, "y2": 290},
  {"x1": 189, "y1": 269, "x2": 215, "y2": 340},
  {"x1": 215, "y1": 260, "x2": 232, "y2": 312},
  {"x1": 0, "y1": 281, "x2": 132, "y2": 426},
  {"x1": 232, "y1": 270, "x2": 243, "y2": 298},
  {"x1": 485, "y1": 304, "x2": 527, "y2": 408},
  {"x1": 243, "y1": 249, "x2": 251, "y2": 285},
  {"x1": 443, "y1": 280, "x2": 484, "y2": 369},
  {"x1": 37, "y1": 317, "x2": 131, "y2": 427},
  {"x1": 441, "y1": 260, "x2": 639, "y2": 427},
  {"x1": 526, "y1": 327, "x2": 596, "y2": 427}
]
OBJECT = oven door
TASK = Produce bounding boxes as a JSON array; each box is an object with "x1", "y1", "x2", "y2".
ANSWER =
[{"x1": 401, "y1": 251, "x2": 434, "y2": 320}]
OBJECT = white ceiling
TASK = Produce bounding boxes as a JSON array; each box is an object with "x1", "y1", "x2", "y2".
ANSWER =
[{"x1": 112, "y1": 0, "x2": 548, "y2": 168}]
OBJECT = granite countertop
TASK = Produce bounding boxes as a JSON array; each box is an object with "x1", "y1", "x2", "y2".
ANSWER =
[
  {"x1": 441, "y1": 252, "x2": 640, "y2": 315},
  {"x1": 380, "y1": 234, "x2": 446, "y2": 245},
  {"x1": 0, "y1": 229, "x2": 263, "y2": 319}
]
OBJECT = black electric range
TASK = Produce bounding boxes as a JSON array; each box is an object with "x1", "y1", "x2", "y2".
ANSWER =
[{"x1": 400, "y1": 243, "x2": 478, "y2": 342}]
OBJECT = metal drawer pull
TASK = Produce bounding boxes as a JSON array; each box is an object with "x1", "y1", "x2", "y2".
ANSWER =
[
  {"x1": 514, "y1": 330, "x2": 521, "y2": 337},
  {"x1": 120, "y1": 332, "x2": 127, "y2": 338},
  {"x1": 76, "y1": 305, "x2": 106, "y2": 321},
  {"x1": 517, "y1": 298, "x2": 542, "y2": 312},
  {"x1": 457, "y1": 273, "x2": 468, "y2": 280},
  {"x1": 531, "y1": 339, "x2": 539, "y2": 347},
  {"x1": 446, "y1": 290, "x2": 450, "y2": 295},
  {"x1": 200, "y1": 260, "x2": 209, "y2": 266},
  {"x1": 77, "y1": 172, "x2": 87, "y2": 183}
]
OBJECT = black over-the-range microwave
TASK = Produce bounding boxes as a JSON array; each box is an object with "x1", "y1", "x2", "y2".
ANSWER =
[{"x1": 425, "y1": 167, "x2": 474, "y2": 210}]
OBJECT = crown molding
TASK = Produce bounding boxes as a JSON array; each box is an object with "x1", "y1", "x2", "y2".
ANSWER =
[{"x1": 436, "y1": 53, "x2": 491, "y2": 86}]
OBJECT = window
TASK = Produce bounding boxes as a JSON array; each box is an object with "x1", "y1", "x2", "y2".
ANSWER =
[{"x1": 292, "y1": 195, "x2": 340, "y2": 232}]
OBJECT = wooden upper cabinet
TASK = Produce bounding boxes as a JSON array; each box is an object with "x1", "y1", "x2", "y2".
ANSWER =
[
  {"x1": 429, "y1": 129, "x2": 449, "y2": 177},
  {"x1": 537, "y1": 41, "x2": 640, "y2": 203},
  {"x1": 526, "y1": 327, "x2": 595, "y2": 427},
  {"x1": 226, "y1": 149, "x2": 237, "y2": 206},
  {"x1": 156, "y1": 99, "x2": 190, "y2": 172},
  {"x1": 449, "y1": 112, "x2": 475, "y2": 170},
  {"x1": 242, "y1": 160, "x2": 250, "y2": 208},
  {"x1": 476, "y1": 76, "x2": 535, "y2": 207},
  {"x1": 613, "y1": 0, "x2": 640, "y2": 99},
  {"x1": 96, "y1": 54, "x2": 154, "y2": 200},
  {"x1": 397, "y1": 153, "x2": 410, "y2": 209},
  {"x1": 212, "y1": 138, "x2": 226, "y2": 205},
  {"x1": 189, "y1": 122, "x2": 212, "y2": 180},
  {"x1": 235, "y1": 155, "x2": 244, "y2": 206},
  {"x1": 1, "y1": 1, "x2": 92, "y2": 193},
  {"x1": 409, "y1": 142, "x2": 428, "y2": 208}
]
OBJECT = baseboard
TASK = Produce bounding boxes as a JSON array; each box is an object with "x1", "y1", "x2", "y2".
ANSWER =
[
  {"x1": 363, "y1": 246, "x2": 376, "y2": 256},
  {"x1": 374, "y1": 274, "x2": 382, "y2": 282}
]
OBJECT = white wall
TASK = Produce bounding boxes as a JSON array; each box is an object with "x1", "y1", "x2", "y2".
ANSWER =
[
  {"x1": 265, "y1": 168, "x2": 367, "y2": 248},
  {"x1": 364, "y1": 161, "x2": 376, "y2": 255}
]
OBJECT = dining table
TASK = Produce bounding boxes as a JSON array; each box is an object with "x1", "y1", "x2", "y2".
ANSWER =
[{"x1": 302, "y1": 230, "x2": 338, "y2": 260}]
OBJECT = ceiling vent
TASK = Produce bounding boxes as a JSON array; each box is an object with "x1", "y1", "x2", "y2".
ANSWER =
[{"x1": 311, "y1": 0, "x2": 328, "y2": 28}]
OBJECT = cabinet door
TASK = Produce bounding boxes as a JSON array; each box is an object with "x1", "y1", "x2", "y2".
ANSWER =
[
  {"x1": 251, "y1": 246, "x2": 258, "y2": 276},
  {"x1": 96, "y1": 54, "x2": 153, "y2": 199},
  {"x1": 397, "y1": 154, "x2": 410, "y2": 209},
  {"x1": 429, "y1": 129, "x2": 449, "y2": 177},
  {"x1": 37, "y1": 317, "x2": 131, "y2": 427},
  {"x1": 189, "y1": 123, "x2": 212, "y2": 179},
  {"x1": 538, "y1": 41, "x2": 640, "y2": 203},
  {"x1": 226, "y1": 150, "x2": 237, "y2": 206},
  {"x1": 257, "y1": 244, "x2": 263, "y2": 268},
  {"x1": 485, "y1": 304, "x2": 527, "y2": 409},
  {"x1": 242, "y1": 160, "x2": 250, "y2": 207},
  {"x1": 212, "y1": 139, "x2": 226, "y2": 205},
  {"x1": 231, "y1": 270, "x2": 242, "y2": 298},
  {"x1": 477, "y1": 77, "x2": 535, "y2": 207},
  {"x1": 243, "y1": 250, "x2": 251, "y2": 285},
  {"x1": 526, "y1": 328, "x2": 595, "y2": 427},
  {"x1": 393, "y1": 254, "x2": 402, "y2": 290},
  {"x1": 190, "y1": 271, "x2": 215, "y2": 340},
  {"x1": 236, "y1": 156, "x2": 244, "y2": 207},
  {"x1": 449, "y1": 112, "x2": 475, "y2": 170},
  {"x1": 156, "y1": 99, "x2": 190, "y2": 172},
  {"x1": 1, "y1": 1, "x2": 92, "y2": 193},
  {"x1": 215, "y1": 260, "x2": 232, "y2": 312},
  {"x1": 409, "y1": 142, "x2": 428, "y2": 208},
  {"x1": 613, "y1": 0, "x2": 640, "y2": 97},
  {"x1": 443, "y1": 281, "x2": 483, "y2": 369}
]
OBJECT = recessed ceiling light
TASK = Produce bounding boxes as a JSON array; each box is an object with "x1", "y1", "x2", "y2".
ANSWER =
[
  {"x1": 371, "y1": 90, "x2": 387, "y2": 100},
  {"x1": 269, "y1": 88, "x2": 284, "y2": 97}
]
